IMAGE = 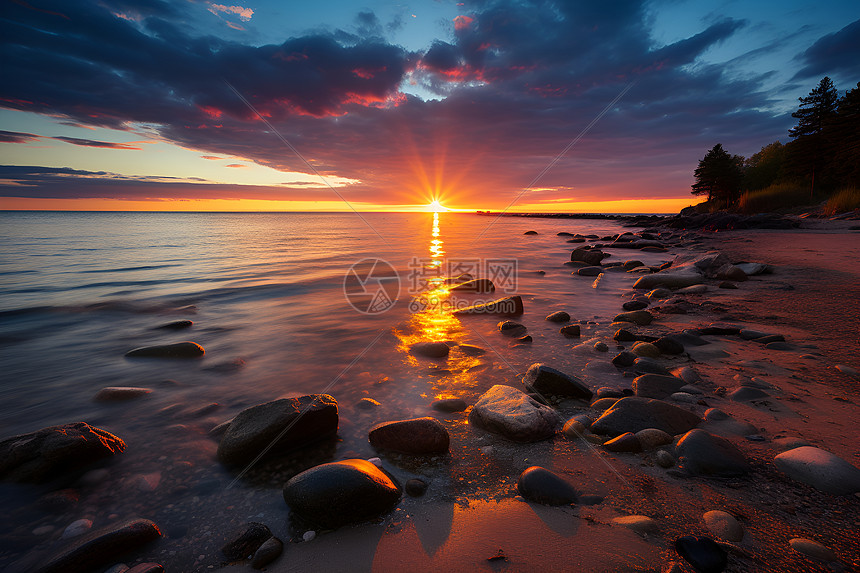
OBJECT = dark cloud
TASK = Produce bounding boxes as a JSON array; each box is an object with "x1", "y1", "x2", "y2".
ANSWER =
[
  {"x1": 0, "y1": 0, "x2": 812, "y2": 206},
  {"x1": 0, "y1": 130, "x2": 41, "y2": 144},
  {"x1": 793, "y1": 19, "x2": 860, "y2": 81},
  {"x1": 53, "y1": 136, "x2": 142, "y2": 149}
]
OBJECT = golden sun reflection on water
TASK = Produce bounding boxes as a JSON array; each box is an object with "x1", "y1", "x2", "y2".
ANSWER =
[{"x1": 394, "y1": 212, "x2": 490, "y2": 398}]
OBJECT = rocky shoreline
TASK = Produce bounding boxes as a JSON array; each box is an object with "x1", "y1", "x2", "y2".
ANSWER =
[{"x1": 2, "y1": 221, "x2": 860, "y2": 573}]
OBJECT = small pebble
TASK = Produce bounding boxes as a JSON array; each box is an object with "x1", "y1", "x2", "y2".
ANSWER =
[
  {"x1": 62, "y1": 518, "x2": 93, "y2": 539},
  {"x1": 789, "y1": 538, "x2": 837, "y2": 562},
  {"x1": 303, "y1": 531, "x2": 316, "y2": 542}
]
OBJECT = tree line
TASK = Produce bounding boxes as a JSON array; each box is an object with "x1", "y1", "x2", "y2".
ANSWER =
[{"x1": 691, "y1": 77, "x2": 860, "y2": 208}]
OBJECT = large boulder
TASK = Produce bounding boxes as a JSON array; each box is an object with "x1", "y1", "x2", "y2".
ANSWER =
[
  {"x1": 453, "y1": 295, "x2": 524, "y2": 316},
  {"x1": 774, "y1": 446, "x2": 860, "y2": 495},
  {"x1": 590, "y1": 397, "x2": 700, "y2": 437},
  {"x1": 633, "y1": 374, "x2": 685, "y2": 399},
  {"x1": 469, "y1": 385, "x2": 560, "y2": 442},
  {"x1": 368, "y1": 417, "x2": 450, "y2": 455},
  {"x1": 522, "y1": 363, "x2": 593, "y2": 401},
  {"x1": 32, "y1": 518, "x2": 161, "y2": 573},
  {"x1": 0, "y1": 422, "x2": 126, "y2": 483},
  {"x1": 675, "y1": 429, "x2": 750, "y2": 476},
  {"x1": 217, "y1": 395, "x2": 338, "y2": 466},
  {"x1": 282, "y1": 459, "x2": 400, "y2": 529}
]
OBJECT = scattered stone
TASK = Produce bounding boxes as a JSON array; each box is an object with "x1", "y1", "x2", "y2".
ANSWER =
[
  {"x1": 656, "y1": 450, "x2": 675, "y2": 468},
  {"x1": 611, "y1": 351, "x2": 636, "y2": 368},
  {"x1": 654, "y1": 337, "x2": 684, "y2": 355},
  {"x1": 703, "y1": 408, "x2": 729, "y2": 421},
  {"x1": 217, "y1": 395, "x2": 338, "y2": 466},
  {"x1": 788, "y1": 538, "x2": 837, "y2": 562},
  {"x1": 613, "y1": 310, "x2": 653, "y2": 326},
  {"x1": 453, "y1": 295, "x2": 524, "y2": 316},
  {"x1": 356, "y1": 398, "x2": 381, "y2": 410},
  {"x1": 646, "y1": 288, "x2": 673, "y2": 300},
  {"x1": 676, "y1": 429, "x2": 750, "y2": 476},
  {"x1": 457, "y1": 344, "x2": 487, "y2": 356},
  {"x1": 512, "y1": 335, "x2": 532, "y2": 345},
  {"x1": 632, "y1": 342, "x2": 661, "y2": 358},
  {"x1": 368, "y1": 417, "x2": 450, "y2": 455},
  {"x1": 576, "y1": 266, "x2": 603, "y2": 277},
  {"x1": 156, "y1": 320, "x2": 193, "y2": 330},
  {"x1": 591, "y1": 397, "x2": 620, "y2": 410},
  {"x1": 93, "y1": 387, "x2": 152, "y2": 402},
  {"x1": 703, "y1": 510, "x2": 743, "y2": 542},
  {"x1": 559, "y1": 324, "x2": 581, "y2": 337},
  {"x1": 545, "y1": 311, "x2": 571, "y2": 323},
  {"x1": 302, "y1": 531, "x2": 316, "y2": 542},
  {"x1": 623, "y1": 259, "x2": 645, "y2": 270},
  {"x1": 124, "y1": 342, "x2": 204, "y2": 358},
  {"x1": 677, "y1": 284, "x2": 708, "y2": 294},
  {"x1": 728, "y1": 387, "x2": 770, "y2": 401},
  {"x1": 672, "y1": 366, "x2": 700, "y2": 384},
  {"x1": 283, "y1": 459, "x2": 400, "y2": 529},
  {"x1": 718, "y1": 281, "x2": 737, "y2": 289},
  {"x1": 603, "y1": 432, "x2": 641, "y2": 453},
  {"x1": 522, "y1": 363, "x2": 593, "y2": 401},
  {"x1": 613, "y1": 328, "x2": 637, "y2": 342},
  {"x1": 635, "y1": 428, "x2": 672, "y2": 449},
  {"x1": 498, "y1": 321, "x2": 527, "y2": 336},
  {"x1": 410, "y1": 341, "x2": 450, "y2": 358},
  {"x1": 752, "y1": 334, "x2": 785, "y2": 344},
  {"x1": 739, "y1": 329, "x2": 769, "y2": 340},
  {"x1": 591, "y1": 397, "x2": 700, "y2": 436},
  {"x1": 596, "y1": 387, "x2": 624, "y2": 399},
  {"x1": 432, "y1": 398, "x2": 467, "y2": 413},
  {"x1": 0, "y1": 422, "x2": 126, "y2": 483},
  {"x1": 34, "y1": 518, "x2": 161, "y2": 573},
  {"x1": 570, "y1": 247, "x2": 606, "y2": 266},
  {"x1": 524, "y1": 230, "x2": 538, "y2": 235},
  {"x1": 734, "y1": 262, "x2": 771, "y2": 275},
  {"x1": 405, "y1": 479, "x2": 428, "y2": 497},
  {"x1": 765, "y1": 341, "x2": 792, "y2": 351},
  {"x1": 562, "y1": 419, "x2": 586, "y2": 439},
  {"x1": 62, "y1": 519, "x2": 93, "y2": 539},
  {"x1": 612, "y1": 515, "x2": 658, "y2": 534},
  {"x1": 251, "y1": 537, "x2": 283, "y2": 569},
  {"x1": 835, "y1": 364, "x2": 859, "y2": 377},
  {"x1": 469, "y1": 385, "x2": 560, "y2": 442},
  {"x1": 675, "y1": 535, "x2": 728, "y2": 573},
  {"x1": 622, "y1": 300, "x2": 649, "y2": 311},
  {"x1": 678, "y1": 384, "x2": 702, "y2": 395},
  {"x1": 634, "y1": 273, "x2": 705, "y2": 290},
  {"x1": 593, "y1": 341, "x2": 609, "y2": 352},
  {"x1": 671, "y1": 392, "x2": 698, "y2": 403},
  {"x1": 774, "y1": 446, "x2": 860, "y2": 495},
  {"x1": 449, "y1": 278, "x2": 495, "y2": 293},
  {"x1": 222, "y1": 522, "x2": 272, "y2": 561},
  {"x1": 773, "y1": 437, "x2": 811, "y2": 451},
  {"x1": 632, "y1": 358, "x2": 671, "y2": 376},
  {"x1": 516, "y1": 466, "x2": 577, "y2": 505},
  {"x1": 633, "y1": 374, "x2": 685, "y2": 399}
]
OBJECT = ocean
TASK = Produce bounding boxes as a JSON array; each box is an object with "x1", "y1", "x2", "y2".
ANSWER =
[{"x1": 0, "y1": 210, "x2": 679, "y2": 570}]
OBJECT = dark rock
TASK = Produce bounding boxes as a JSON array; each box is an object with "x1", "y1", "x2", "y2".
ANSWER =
[
  {"x1": 522, "y1": 363, "x2": 593, "y2": 401},
  {"x1": 432, "y1": 398, "x2": 467, "y2": 413},
  {"x1": 623, "y1": 259, "x2": 645, "y2": 270},
  {"x1": 124, "y1": 341, "x2": 204, "y2": 358},
  {"x1": 453, "y1": 295, "x2": 524, "y2": 316},
  {"x1": 517, "y1": 466, "x2": 577, "y2": 505},
  {"x1": 611, "y1": 351, "x2": 636, "y2": 368},
  {"x1": 675, "y1": 535, "x2": 728, "y2": 573},
  {"x1": 622, "y1": 300, "x2": 649, "y2": 311},
  {"x1": 698, "y1": 325, "x2": 740, "y2": 336},
  {"x1": 449, "y1": 278, "x2": 495, "y2": 293},
  {"x1": 576, "y1": 266, "x2": 603, "y2": 276},
  {"x1": 512, "y1": 335, "x2": 532, "y2": 345},
  {"x1": 591, "y1": 397, "x2": 701, "y2": 436},
  {"x1": 356, "y1": 398, "x2": 381, "y2": 410},
  {"x1": 368, "y1": 417, "x2": 450, "y2": 455},
  {"x1": 765, "y1": 341, "x2": 792, "y2": 351},
  {"x1": 498, "y1": 320, "x2": 527, "y2": 336},
  {"x1": 217, "y1": 395, "x2": 338, "y2": 466},
  {"x1": 718, "y1": 281, "x2": 738, "y2": 289},
  {"x1": 545, "y1": 311, "x2": 571, "y2": 323},
  {"x1": 469, "y1": 385, "x2": 559, "y2": 442},
  {"x1": 632, "y1": 357, "x2": 672, "y2": 376},
  {"x1": 613, "y1": 310, "x2": 653, "y2": 325},
  {"x1": 557, "y1": 231, "x2": 573, "y2": 236},
  {"x1": 0, "y1": 422, "x2": 126, "y2": 483},
  {"x1": 613, "y1": 328, "x2": 637, "y2": 342},
  {"x1": 754, "y1": 334, "x2": 785, "y2": 344},
  {"x1": 405, "y1": 478, "x2": 428, "y2": 497},
  {"x1": 33, "y1": 518, "x2": 161, "y2": 573},
  {"x1": 93, "y1": 387, "x2": 152, "y2": 402},
  {"x1": 155, "y1": 320, "x2": 192, "y2": 330},
  {"x1": 677, "y1": 330, "x2": 709, "y2": 346},
  {"x1": 410, "y1": 341, "x2": 450, "y2": 358},
  {"x1": 559, "y1": 324, "x2": 581, "y2": 337},
  {"x1": 596, "y1": 387, "x2": 624, "y2": 399},
  {"x1": 524, "y1": 230, "x2": 538, "y2": 235},
  {"x1": 570, "y1": 247, "x2": 606, "y2": 266},
  {"x1": 221, "y1": 522, "x2": 272, "y2": 561},
  {"x1": 603, "y1": 432, "x2": 642, "y2": 453},
  {"x1": 566, "y1": 237, "x2": 586, "y2": 243},
  {"x1": 654, "y1": 336, "x2": 684, "y2": 355},
  {"x1": 251, "y1": 537, "x2": 283, "y2": 569},
  {"x1": 675, "y1": 429, "x2": 750, "y2": 476},
  {"x1": 457, "y1": 344, "x2": 486, "y2": 356},
  {"x1": 283, "y1": 459, "x2": 401, "y2": 529},
  {"x1": 633, "y1": 374, "x2": 685, "y2": 399}
]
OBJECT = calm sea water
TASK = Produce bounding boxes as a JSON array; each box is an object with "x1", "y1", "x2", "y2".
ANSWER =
[{"x1": 0, "y1": 211, "x2": 679, "y2": 570}]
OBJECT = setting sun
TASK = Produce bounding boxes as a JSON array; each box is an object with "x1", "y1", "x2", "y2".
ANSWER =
[{"x1": 427, "y1": 199, "x2": 448, "y2": 212}]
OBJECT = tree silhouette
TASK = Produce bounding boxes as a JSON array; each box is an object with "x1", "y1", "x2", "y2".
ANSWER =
[
  {"x1": 691, "y1": 144, "x2": 744, "y2": 206},
  {"x1": 787, "y1": 77, "x2": 839, "y2": 190}
]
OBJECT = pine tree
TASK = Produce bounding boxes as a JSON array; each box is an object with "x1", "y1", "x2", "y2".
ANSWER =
[
  {"x1": 789, "y1": 76, "x2": 838, "y2": 138},
  {"x1": 827, "y1": 82, "x2": 860, "y2": 188},
  {"x1": 786, "y1": 77, "x2": 839, "y2": 191},
  {"x1": 691, "y1": 144, "x2": 744, "y2": 206}
]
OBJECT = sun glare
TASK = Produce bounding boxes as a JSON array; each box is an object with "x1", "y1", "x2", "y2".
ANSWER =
[{"x1": 428, "y1": 199, "x2": 447, "y2": 212}]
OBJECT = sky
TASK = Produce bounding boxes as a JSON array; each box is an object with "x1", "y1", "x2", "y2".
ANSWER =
[{"x1": 0, "y1": 0, "x2": 858, "y2": 213}]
